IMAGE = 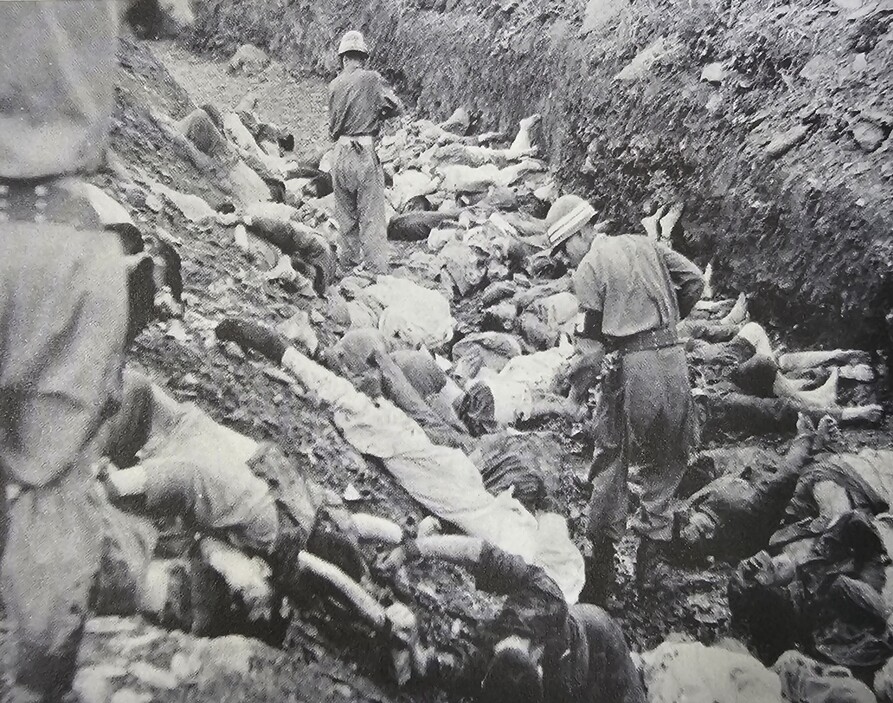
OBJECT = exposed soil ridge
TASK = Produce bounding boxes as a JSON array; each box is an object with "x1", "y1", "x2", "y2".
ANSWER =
[{"x1": 188, "y1": 0, "x2": 893, "y2": 350}]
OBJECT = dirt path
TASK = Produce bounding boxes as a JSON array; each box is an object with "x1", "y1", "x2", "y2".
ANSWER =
[{"x1": 150, "y1": 40, "x2": 329, "y2": 156}]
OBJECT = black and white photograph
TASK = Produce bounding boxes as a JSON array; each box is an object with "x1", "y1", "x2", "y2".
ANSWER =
[{"x1": 0, "y1": 0, "x2": 891, "y2": 701}]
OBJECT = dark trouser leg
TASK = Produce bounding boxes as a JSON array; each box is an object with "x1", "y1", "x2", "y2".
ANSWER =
[
  {"x1": 620, "y1": 347, "x2": 693, "y2": 587},
  {"x1": 584, "y1": 359, "x2": 626, "y2": 602},
  {"x1": 625, "y1": 346, "x2": 692, "y2": 542}
]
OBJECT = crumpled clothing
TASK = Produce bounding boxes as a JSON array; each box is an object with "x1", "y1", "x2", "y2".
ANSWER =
[
  {"x1": 640, "y1": 641, "x2": 783, "y2": 703},
  {"x1": 729, "y1": 511, "x2": 893, "y2": 670},
  {"x1": 773, "y1": 650, "x2": 877, "y2": 703},
  {"x1": 471, "y1": 431, "x2": 563, "y2": 512},
  {"x1": 438, "y1": 163, "x2": 503, "y2": 193},
  {"x1": 139, "y1": 386, "x2": 279, "y2": 554},
  {"x1": 246, "y1": 215, "x2": 337, "y2": 294},
  {"x1": 521, "y1": 290, "x2": 580, "y2": 349},
  {"x1": 786, "y1": 457, "x2": 888, "y2": 526},
  {"x1": 452, "y1": 332, "x2": 523, "y2": 384},
  {"x1": 481, "y1": 301, "x2": 518, "y2": 332},
  {"x1": 834, "y1": 449, "x2": 893, "y2": 506},
  {"x1": 360, "y1": 275, "x2": 456, "y2": 349},
  {"x1": 874, "y1": 656, "x2": 893, "y2": 703},
  {"x1": 388, "y1": 169, "x2": 439, "y2": 210},
  {"x1": 92, "y1": 489, "x2": 159, "y2": 616},
  {"x1": 328, "y1": 329, "x2": 471, "y2": 450},
  {"x1": 388, "y1": 211, "x2": 457, "y2": 241},
  {"x1": 438, "y1": 240, "x2": 487, "y2": 297},
  {"x1": 459, "y1": 345, "x2": 574, "y2": 432},
  {"x1": 279, "y1": 347, "x2": 584, "y2": 602},
  {"x1": 674, "y1": 433, "x2": 813, "y2": 561}
]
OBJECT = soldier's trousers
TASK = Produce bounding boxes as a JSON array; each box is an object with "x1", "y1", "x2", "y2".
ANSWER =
[
  {"x1": 331, "y1": 140, "x2": 389, "y2": 274},
  {"x1": 587, "y1": 345, "x2": 693, "y2": 543}
]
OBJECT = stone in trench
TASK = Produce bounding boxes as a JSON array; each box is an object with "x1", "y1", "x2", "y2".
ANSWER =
[
  {"x1": 701, "y1": 62, "x2": 725, "y2": 84},
  {"x1": 228, "y1": 44, "x2": 269, "y2": 75},
  {"x1": 764, "y1": 124, "x2": 811, "y2": 158},
  {"x1": 852, "y1": 120, "x2": 887, "y2": 152}
]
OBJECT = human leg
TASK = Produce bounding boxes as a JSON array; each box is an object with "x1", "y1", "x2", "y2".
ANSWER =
[
  {"x1": 332, "y1": 143, "x2": 361, "y2": 269},
  {"x1": 583, "y1": 359, "x2": 627, "y2": 603},
  {"x1": 0, "y1": 225, "x2": 127, "y2": 701},
  {"x1": 354, "y1": 145, "x2": 389, "y2": 274}
]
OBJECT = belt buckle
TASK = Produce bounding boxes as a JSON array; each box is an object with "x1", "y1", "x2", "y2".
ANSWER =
[{"x1": 0, "y1": 181, "x2": 55, "y2": 223}]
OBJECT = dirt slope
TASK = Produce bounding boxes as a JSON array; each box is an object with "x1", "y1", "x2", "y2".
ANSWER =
[{"x1": 187, "y1": 0, "x2": 893, "y2": 351}]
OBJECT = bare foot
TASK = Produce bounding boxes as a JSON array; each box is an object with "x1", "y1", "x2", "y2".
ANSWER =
[
  {"x1": 720, "y1": 292, "x2": 748, "y2": 326},
  {"x1": 641, "y1": 203, "x2": 667, "y2": 240},
  {"x1": 841, "y1": 404, "x2": 883, "y2": 425},
  {"x1": 659, "y1": 201, "x2": 685, "y2": 242},
  {"x1": 814, "y1": 415, "x2": 842, "y2": 451}
]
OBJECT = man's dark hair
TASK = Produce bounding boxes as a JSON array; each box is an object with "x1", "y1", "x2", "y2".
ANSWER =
[
  {"x1": 487, "y1": 570, "x2": 568, "y2": 646},
  {"x1": 124, "y1": 0, "x2": 164, "y2": 39},
  {"x1": 106, "y1": 222, "x2": 145, "y2": 255},
  {"x1": 126, "y1": 255, "x2": 155, "y2": 345},
  {"x1": 479, "y1": 647, "x2": 544, "y2": 703},
  {"x1": 341, "y1": 50, "x2": 368, "y2": 63}
]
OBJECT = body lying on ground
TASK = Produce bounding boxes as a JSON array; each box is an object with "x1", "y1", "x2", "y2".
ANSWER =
[
  {"x1": 376, "y1": 535, "x2": 646, "y2": 703},
  {"x1": 97, "y1": 369, "x2": 405, "y2": 632},
  {"x1": 674, "y1": 414, "x2": 838, "y2": 563}
]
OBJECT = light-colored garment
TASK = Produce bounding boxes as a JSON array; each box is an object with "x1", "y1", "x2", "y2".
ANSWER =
[
  {"x1": 0, "y1": 1, "x2": 119, "y2": 178},
  {"x1": 279, "y1": 346, "x2": 585, "y2": 602},
  {"x1": 641, "y1": 641, "x2": 783, "y2": 703},
  {"x1": 572, "y1": 234, "x2": 703, "y2": 338},
  {"x1": 328, "y1": 67, "x2": 399, "y2": 140},
  {"x1": 139, "y1": 389, "x2": 279, "y2": 554},
  {"x1": 773, "y1": 650, "x2": 876, "y2": 703},
  {"x1": 353, "y1": 275, "x2": 456, "y2": 349},
  {"x1": 0, "y1": 224, "x2": 127, "y2": 696},
  {"x1": 332, "y1": 140, "x2": 390, "y2": 273}
]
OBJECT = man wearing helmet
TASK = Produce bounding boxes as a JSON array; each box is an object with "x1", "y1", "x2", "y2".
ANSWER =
[
  {"x1": 328, "y1": 31, "x2": 402, "y2": 275},
  {"x1": 544, "y1": 194, "x2": 704, "y2": 603}
]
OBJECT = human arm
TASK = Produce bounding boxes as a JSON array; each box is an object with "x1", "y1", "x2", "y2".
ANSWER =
[
  {"x1": 657, "y1": 244, "x2": 704, "y2": 319},
  {"x1": 371, "y1": 348, "x2": 476, "y2": 452},
  {"x1": 378, "y1": 75, "x2": 402, "y2": 120},
  {"x1": 328, "y1": 83, "x2": 340, "y2": 141},
  {"x1": 514, "y1": 276, "x2": 573, "y2": 309}
]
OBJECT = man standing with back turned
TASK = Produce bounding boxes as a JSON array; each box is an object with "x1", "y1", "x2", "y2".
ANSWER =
[
  {"x1": 544, "y1": 195, "x2": 704, "y2": 604},
  {"x1": 328, "y1": 30, "x2": 402, "y2": 275},
  {"x1": 0, "y1": 3, "x2": 135, "y2": 701}
]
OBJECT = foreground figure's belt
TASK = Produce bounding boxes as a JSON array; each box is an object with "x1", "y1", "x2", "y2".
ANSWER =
[
  {"x1": 604, "y1": 326, "x2": 679, "y2": 355},
  {"x1": 337, "y1": 135, "x2": 375, "y2": 146},
  {"x1": 0, "y1": 175, "x2": 91, "y2": 226}
]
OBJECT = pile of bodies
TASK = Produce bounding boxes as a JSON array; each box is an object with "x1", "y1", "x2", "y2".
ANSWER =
[{"x1": 89, "y1": 88, "x2": 893, "y2": 703}]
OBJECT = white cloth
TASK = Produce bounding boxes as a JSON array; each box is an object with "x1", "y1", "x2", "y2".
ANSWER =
[
  {"x1": 641, "y1": 641, "x2": 783, "y2": 703},
  {"x1": 280, "y1": 347, "x2": 584, "y2": 602},
  {"x1": 361, "y1": 275, "x2": 455, "y2": 349}
]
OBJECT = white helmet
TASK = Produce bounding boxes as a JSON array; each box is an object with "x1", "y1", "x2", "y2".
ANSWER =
[{"x1": 338, "y1": 30, "x2": 369, "y2": 57}]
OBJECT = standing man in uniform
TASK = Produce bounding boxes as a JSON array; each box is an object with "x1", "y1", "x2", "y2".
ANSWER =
[
  {"x1": 0, "y1": 3, "x2": 161, "y2": 700},
  {"x1": 328, "y1": 30, "x2": 402, "y2": 275},
  {"x1": 544, "y1": 195, "x2": 704, "y2": 603}
]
